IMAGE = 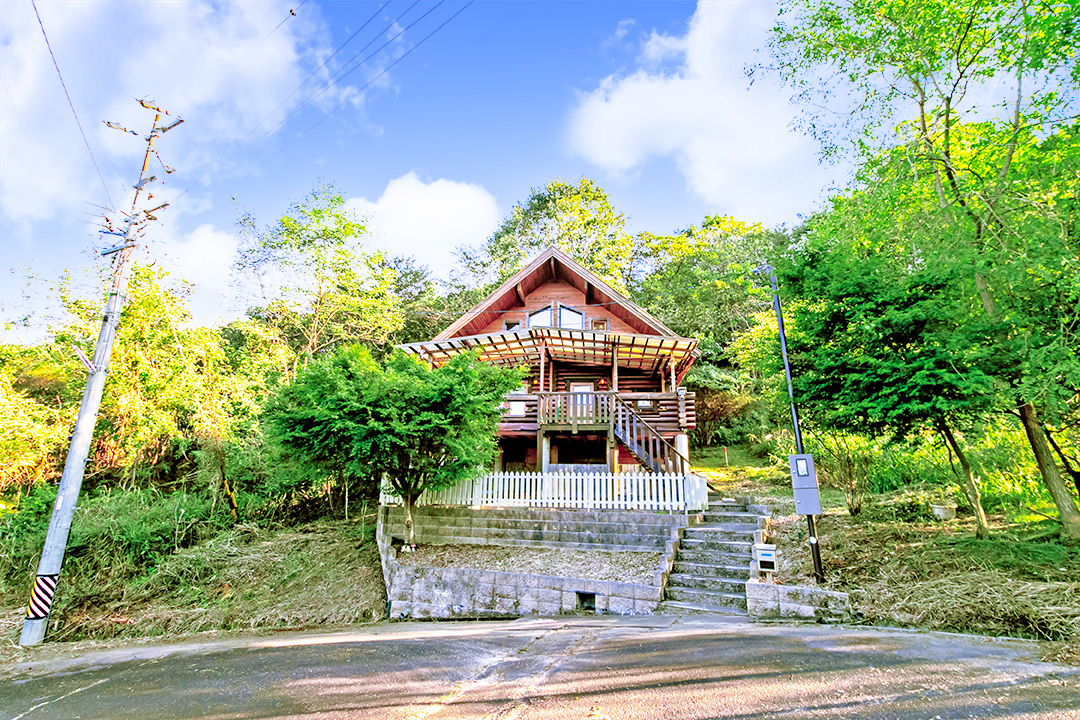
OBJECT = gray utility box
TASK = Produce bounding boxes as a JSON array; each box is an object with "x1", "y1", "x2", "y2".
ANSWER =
[
  {"x1": 753, "y1": 543, "x2": 777, "y2": 574},
  {"x1": 788, "y1": 453, "x2": 822, "y2": 516}
]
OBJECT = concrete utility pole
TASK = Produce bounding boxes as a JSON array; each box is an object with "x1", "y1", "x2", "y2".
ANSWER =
[{"x1": 20, "y1": 101, "x2": 182, "y2": 646}]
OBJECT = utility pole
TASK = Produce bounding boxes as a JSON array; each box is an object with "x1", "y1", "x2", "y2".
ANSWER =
[
  {"x1": 19, "y1": 100, "x2": 182, "y2": 646},
  {"x1": 766, "y1": 265, "x2": 826, "y2": 585}
]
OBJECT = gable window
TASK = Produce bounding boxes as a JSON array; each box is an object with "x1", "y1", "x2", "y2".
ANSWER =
[
  {"x1": 559, "y1": 306, "x2": 583, "y2": 330},
  {"x1": 528, "y1": 306, "x2": 553, "y2": 328},
  {"x1": 590, "y1": 318, "x2": 608, "y2": 331},
  {"x1": 503, "y1": 319, "x2": 521, "y2": 331}
]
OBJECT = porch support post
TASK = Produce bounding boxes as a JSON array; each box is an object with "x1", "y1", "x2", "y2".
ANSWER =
[
  {"x1": 607, "y1": 428, "x2": 618, "y2": 473},
  {"x1": 675, "y1": 432, "x2": 689, "y2": 475},
  {"x1": 541, "y1": 433, "x2": 551, "y2": 472},
  {"x1": 669, "y1": 355, "x2": 677, "y2": 395},
  {"x1": 611, "y1": 343, "x2": 618, "y2": 391},
  {"x1": 539, "y1": 340, "x2": 546, "y2": 392}
]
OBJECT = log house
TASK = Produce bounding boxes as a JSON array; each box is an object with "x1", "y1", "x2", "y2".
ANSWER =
[{"x1": 400, "y1": 247, "x2": 699, "y2": 474}]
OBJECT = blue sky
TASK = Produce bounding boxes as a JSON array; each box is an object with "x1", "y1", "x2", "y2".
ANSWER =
[{"x1": 1, "y1": 0, "x2": 847, "y2": 337}]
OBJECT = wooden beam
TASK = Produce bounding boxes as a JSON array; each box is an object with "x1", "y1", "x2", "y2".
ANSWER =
[
  {"x1": 539, "y1": 340, "x2": 546, "y2": 392},
  {"x1": 611, "y1": 343, "x2": 619, "y2": 391}
]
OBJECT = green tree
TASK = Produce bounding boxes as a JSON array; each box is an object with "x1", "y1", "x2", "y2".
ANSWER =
[
  {"x1": 631, "y1": 216, "x2": 775, "y2": 343},
  {"x1": 456, "y1": 178, "x2": 634, "y2": 292},
  {"x1": 770, "y1": 0, "x2": 1080, "y2": 537},
  {"x1": 265, "y1": 348, "x2": 522, "y2": 545},
  {"x1": 235, "y1": 186, "x2": 403, "y2": 378},
  {"x1": 779, "y1": 220, "x2": 1000, "y2": 536}
]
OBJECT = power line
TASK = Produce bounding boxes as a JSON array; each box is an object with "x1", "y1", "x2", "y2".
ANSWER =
[
  {"x1": 251, "y1": 0, "x2": 390, "y2": 135},
  {"x1": 289, "y1": 0, "x2": 472, "y2": 142},
  {"x1": 31, "y1": 0, "x2": 115, "y2": 211},
  {"x1": 265, "y1": 0, "x2": 425, "y2": 137},
  {"x1": 257, "y1": 0, "x2": 309, "y2": 47}
]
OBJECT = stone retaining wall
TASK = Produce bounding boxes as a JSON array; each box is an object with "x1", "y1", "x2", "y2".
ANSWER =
[
  {"x1": 376, "y1": 505, "x2": 689, "y2": 619},
  {"x1": 745, "y1": 579, "x2": 853, "y2": 623},
  {"x1": 379, "y1": 505, "x2": 695, "y2": 552}
]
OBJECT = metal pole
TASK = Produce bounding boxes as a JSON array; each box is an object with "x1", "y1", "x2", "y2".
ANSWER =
[
  {"x1": 20, "y1": 103, "x2": 179, "y2": 645},
  {"x1": 767, "y1": 267, "x2": 825, "y2": 585}
]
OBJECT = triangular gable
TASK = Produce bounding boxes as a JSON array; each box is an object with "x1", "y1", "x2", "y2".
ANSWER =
[{"x1": 433, "y1": 247, "x2": 677, "y2": 340}]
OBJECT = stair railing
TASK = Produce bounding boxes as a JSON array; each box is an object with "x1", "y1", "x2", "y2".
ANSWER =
[{"x1": 610, "y1": 395, "x2": 690, "y2": 475}]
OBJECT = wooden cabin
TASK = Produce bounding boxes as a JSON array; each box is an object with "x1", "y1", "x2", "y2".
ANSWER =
[{"x1": 400, "y1": 247, "x2": 699, "y2": 475}]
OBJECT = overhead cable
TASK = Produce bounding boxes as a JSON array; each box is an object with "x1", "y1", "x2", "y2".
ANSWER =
[{"x1": 31, "y1": 0, "x2": 115, "y2": 211}]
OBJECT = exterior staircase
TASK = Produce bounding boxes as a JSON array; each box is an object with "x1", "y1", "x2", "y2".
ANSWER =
[
  {"x1": 659, "y1": 494, "x2": 767, "y2": 616},
  {"x1": 610, "y1": 395, "x2": 688, "y2": 474}
]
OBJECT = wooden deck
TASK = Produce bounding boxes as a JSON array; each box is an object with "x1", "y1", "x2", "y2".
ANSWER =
[{"x1": 500, "y1": 390, "x2": 695, "y2": 438}]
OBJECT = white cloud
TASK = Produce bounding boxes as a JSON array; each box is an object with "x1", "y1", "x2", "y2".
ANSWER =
[
  {"x1": 146, "y1": 221, "x2": 242, "y2": 327},
  {"x1": 0, "y1": 0, "x2": 357, "y2": 224},
  {"x1": 567, "y1": 1, "x2": 838, "y2": 225},
  {"x1": 346, "y1": 172, "x2": 500, "y2": 279}
]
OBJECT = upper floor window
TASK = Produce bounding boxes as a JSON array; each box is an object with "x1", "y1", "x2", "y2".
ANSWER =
[
  {"x1": 590, "y1": 318, "x2": 608, "y2": 331},
  {"x1": 528, "y1": 306, "x2": 552, "y2": 328},
  {"x1": 504, "y1": 319, "x2": 521, "y2": 331},
  {"x1": 559, "y1": 306, "x2": 583, "y2": 330}
]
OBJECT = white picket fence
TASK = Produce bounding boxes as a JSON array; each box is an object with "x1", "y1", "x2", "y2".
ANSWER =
[{"x1": 379, "y1": 471, "x2": 708, "y2": 513}]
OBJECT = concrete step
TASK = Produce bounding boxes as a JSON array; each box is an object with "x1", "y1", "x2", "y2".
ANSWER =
[
  {"x1": 667, "y1": 573, "x2": 746, "y2": 595},
  {"x1": 658, "y1": 600, "x2": 748, "y2": 617},
  {"x1": 683, "y1": 526, "x2": 757, "y2": 543},
  {"x1": 707, "y1": 502, "x2": 750, "y2": 514},
  {"x1": 671, "y1": 561, "x2": 751, "y2": 580},
  {"x1": 701, "y1": 511, "x2": 762, "y2": 526},
  {"x1": 679, "y1": 537, "x2": 754, "y2": 554},
  {"x1": 664, "y1": 586, "x2": 748, "y2": 610},
  {"x1": 676, "y1": 548, "x2": 752, "y2": 565}
]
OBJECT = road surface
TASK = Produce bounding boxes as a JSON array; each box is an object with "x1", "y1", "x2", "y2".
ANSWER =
[{"x1": 2, "y1": 616, "x2": 1078, "y2": 719}]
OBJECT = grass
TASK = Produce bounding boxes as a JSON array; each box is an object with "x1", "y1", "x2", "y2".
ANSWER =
[
  {"x1": 695, "y1": 446, "x2": 1080, "y2": 664},
  {"x1": 0, "y1": 516, "x2": 386, "y2": 647}
]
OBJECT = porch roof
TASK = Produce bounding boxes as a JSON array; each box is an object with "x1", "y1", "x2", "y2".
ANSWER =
[{"x1": 400, "y1": 327, "x2": 700, "y2": 382}]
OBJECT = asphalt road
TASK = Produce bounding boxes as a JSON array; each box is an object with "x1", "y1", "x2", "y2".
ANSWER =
[{"x1": 2, "y1": 616, "x2": 1078, "y2": 719}]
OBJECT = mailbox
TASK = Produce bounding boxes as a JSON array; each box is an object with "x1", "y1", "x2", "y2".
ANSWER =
[
  {"x1": 788, "y1": 453, "x2": 822, "y2": 516},
  {"x1": 753, "y1": 543, "x2": 777, "y2": 574}
]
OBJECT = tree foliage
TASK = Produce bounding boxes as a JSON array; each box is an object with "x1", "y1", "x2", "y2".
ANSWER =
[
  {"x1": 770, "y1": 0, "x2": 1080, "y2": 536},
  {"x1": 235, "y1": 185, "x2": 403, "y2": 378},
  {"x1": 264, "y1": 348, "x2": 523, "y2": 544},
  {"x1": 456, "y1": 178, "x2": 634, "y2": 293}
]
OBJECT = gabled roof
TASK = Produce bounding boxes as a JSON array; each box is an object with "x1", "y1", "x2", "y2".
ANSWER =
[{"x1": 433, "y1": 246, "x2": 678, "y2": 341}]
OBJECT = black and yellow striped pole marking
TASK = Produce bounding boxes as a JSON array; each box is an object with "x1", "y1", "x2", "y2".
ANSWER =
[
  {"x1": 26, "y1": 575, "x2": 59, "y2": 620},
  {"x1": 222, "y1": 475, "x2": 239, "y2": 521}
]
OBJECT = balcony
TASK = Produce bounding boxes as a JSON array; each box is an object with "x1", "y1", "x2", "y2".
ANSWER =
[{"x1": 500, "y1": 390, "x2": 695, "y2": 437}]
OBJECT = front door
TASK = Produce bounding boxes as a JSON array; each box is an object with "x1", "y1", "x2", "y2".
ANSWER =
[{"x1": 569, "y1": 382, "x2": 594, "y2": 422}]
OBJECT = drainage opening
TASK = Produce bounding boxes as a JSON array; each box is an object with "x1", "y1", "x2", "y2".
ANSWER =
[{"x1": 576, "y1": 591, "x2": 596, "y2": 614}]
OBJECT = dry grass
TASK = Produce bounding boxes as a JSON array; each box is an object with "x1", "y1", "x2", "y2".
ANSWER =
[
  {"x1": 1, "y1": 519, "x2": 385, "y2": 645},
  {"x1": 712, "y1": 461, "x2": 1080, "y2": 664},
  {"x1": 399, "y1": 544, "x2": 662, "y2": 584}
]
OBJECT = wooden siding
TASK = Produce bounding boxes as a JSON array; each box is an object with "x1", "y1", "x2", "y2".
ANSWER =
[
  {"x1": 434, "y1": 248, "x2": 676, "y2": 339},
  {"x1": 475, "y1": 280, "x2": 639, "y2": 336}
]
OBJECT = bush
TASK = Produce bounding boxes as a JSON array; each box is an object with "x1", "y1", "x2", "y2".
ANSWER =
[
  {"x1": 810, "y1": 433, "x2": 874, "y2": 516},
  {"x1": 0, "y1": 485, "x2": 232, "y2": 600}
]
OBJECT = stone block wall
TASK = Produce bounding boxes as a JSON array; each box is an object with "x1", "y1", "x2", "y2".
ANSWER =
[
  {"x1": 379, "y1": 505, "x2": 696, "y2": 552},
  {"x1": 745, "y1": 579, "x2": 853, "y2": 623},
  {"x1": 382, "y1": 548, "x2": 665, "y2": 619},
  {"x1": 376, "y1": 505, "x2": 684, "y2": 620}
]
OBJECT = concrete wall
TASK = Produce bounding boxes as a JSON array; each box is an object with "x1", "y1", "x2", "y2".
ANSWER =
[
  {"x1": 380, "y1": 505, "x2": 696, "y2": 552},
  {"x1": 377, "y1": 505, "x2": 693, "y2": 620},
  {"x1": 745, "y1": 579, "x2": 853, "y2": 623}
]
